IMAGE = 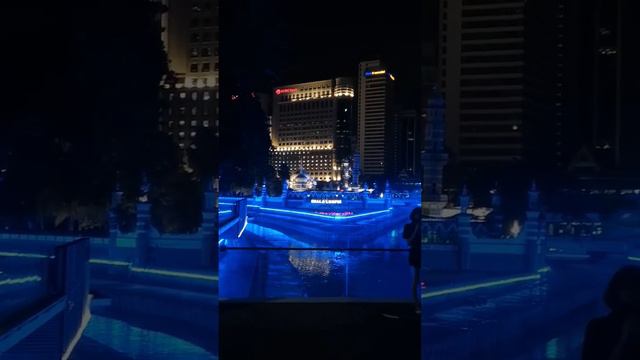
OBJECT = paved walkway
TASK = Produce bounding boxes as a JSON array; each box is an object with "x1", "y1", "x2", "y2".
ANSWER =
[
  {"x1": 422, "y1": 260, "x2": 621, "y2": 359},
  {"x1": 71, "y1": 313, "x2": 217, "y2": 360}
]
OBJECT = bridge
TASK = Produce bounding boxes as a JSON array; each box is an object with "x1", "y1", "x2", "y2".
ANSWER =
[{"x1": 218, "y1": 188, "x2": 420, "y2": 299}]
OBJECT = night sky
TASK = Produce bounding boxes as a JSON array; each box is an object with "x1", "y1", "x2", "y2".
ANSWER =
[{"x1": 222, "y1": 0, "x2": 422, "y2": 110}]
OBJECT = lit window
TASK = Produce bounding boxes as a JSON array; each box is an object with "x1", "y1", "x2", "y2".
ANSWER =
[
  {"x1": 203, "y1": 120, "x2": 209, "y2": 127},
  {"x1": 204, "y1": 92, "x2": 211, "y2": 100},
  {"x1": 192, "y1": 92, "x2": 198, "y2": 100},
  {"x1": 190, "y1": 131, "x2": 197, "y2": 137},
  {"x1": 191, "y1": 120, "x2": 198, "y2": 126},
  {"x1": 179, "y1": 92, "x2": 186, "y2": 99}
]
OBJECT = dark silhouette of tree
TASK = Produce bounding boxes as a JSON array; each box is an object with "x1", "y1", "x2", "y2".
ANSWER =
[
  {"x1": 0, "y1": 1, "x2": 168, "y2": 232},
  {"x1": 219, "y1": 90, "x2": 272, "y2": 193}
]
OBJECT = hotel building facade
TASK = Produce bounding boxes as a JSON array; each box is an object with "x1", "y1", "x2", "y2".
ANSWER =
[
  {"x1": 271, "y1": 78, "x2": 355, "y2": 182},
  {"x1": 158, "y1": 0, "x2": 219, "y2": 150}
]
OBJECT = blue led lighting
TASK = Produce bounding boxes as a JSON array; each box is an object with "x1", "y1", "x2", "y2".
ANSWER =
[
  {"x1": 422, "y1": 272, "x2": 544, "y2": 299},
  {"x1": 238, "y1": 217, "x2": 248, "y2": 238},
  {"x1": 89, "y1": 259, "x2": 218, "y2": 281},
  {"x1": 89, "y1": 259, "x2": 130, "y2": 266},
  {"x1": 537, "y1": 266, "x2": 551, "y2": 273},
  {"x1": 219, "y1": 210, "x2": 232, "y2": 215},
  {"x1": 130, "y1": 267, "x2": 218, "y2": 281},
  {"x1": 254, "y1": 206, "x2": 392, "y2": 221},
  {"x1": 629, "y1": 256, "x2": 640, "y2": 262},
  {"x1": 0, "y1": 275, "x2": 42, "y2": 286},
  {"x1": 0, "y1": 251, "x2": 52, "y2": 259}
]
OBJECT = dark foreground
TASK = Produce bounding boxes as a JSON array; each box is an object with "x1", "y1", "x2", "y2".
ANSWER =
[{"x1": 220, "y1": 301, "x2": 420, "y2": 359}]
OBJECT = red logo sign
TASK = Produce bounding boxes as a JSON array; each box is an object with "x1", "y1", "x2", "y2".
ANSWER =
[{"x1": 275, "y1": 88, "x2": 297, "y2": 95}]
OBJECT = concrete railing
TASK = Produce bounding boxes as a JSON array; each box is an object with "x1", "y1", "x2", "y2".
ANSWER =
[{"x1": 0, "y1": 238, "x2": 90, "y2": 359}]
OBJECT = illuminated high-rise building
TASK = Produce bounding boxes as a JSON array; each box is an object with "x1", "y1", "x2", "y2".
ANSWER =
[
  {"x1": 158, "y1": 0, "x2": 219, "y2": 150},
  {"x1": 271, "y1": 78, "x2": 355, "y2": 182},
  {"x1": 357, "y1": 60, "x2": 396, "y2": 178}
]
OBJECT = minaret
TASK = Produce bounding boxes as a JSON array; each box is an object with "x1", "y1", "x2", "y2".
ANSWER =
[
  {"x1": 352, "y1": 152, "x2": 361, "y2": 187},
  {"x1": 384, "y1": 180, "x2": 392, "y2": 208},
  {"x1": 421, "y1": 86, "x2": 449, "y2": 216},
  {"x1": 261, "y1": 177, "x2": 268, "y2": 205}
]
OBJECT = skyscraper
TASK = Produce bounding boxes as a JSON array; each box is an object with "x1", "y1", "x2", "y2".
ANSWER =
[
  {"x1": 357, "y1": 60, "x2": 395, "y2": 179},
  {"x1": 422, "y1": 88, "x2": 449, "y2": 216},
  {"x1": 438, "y1": 0, "x2": 576, "y2": 173},
  {"x1": 439, "y1": 0, "x2": 526, "y2": 165},
  {"x1": 392, "y1": 109, "x2": 420, "y2": 180},
  {"x1": 270, "y1": 78, "x2": 355, "y2": 182},
  {"x1": 158, "y1": 0, "x2": 219, "y2": 150}
]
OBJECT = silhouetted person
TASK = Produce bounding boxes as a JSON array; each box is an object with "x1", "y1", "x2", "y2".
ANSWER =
[
  {"x1": 582, "y1": 265, "x2": 640, "y2": 360},
  {"x1": 403, "y1": 207, "x2": 421, "y2": 313}
]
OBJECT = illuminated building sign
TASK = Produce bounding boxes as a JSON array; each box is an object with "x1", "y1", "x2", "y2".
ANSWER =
[
  {"x1": 310, "y1": 199, "x2": 343, "y2": 204},
  {"x1": 275, "y1": 88, "x2": 298, "y2": 95},
  {"x1": 364, "y1": 70, "x2": 386, "y2": 77}
]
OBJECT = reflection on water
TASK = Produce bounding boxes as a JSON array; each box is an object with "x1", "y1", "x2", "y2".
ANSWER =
[
  {"x1": 81, "y1": 315, "x2": 217, "y2": 360},
  {"x1": 288, "y1": 250, "x2": 331, "y2": 276},
  {"x1": 267, "y1": 223, "x2": 411, "y2": 298},
  {"x1": 220, "y1": 215, "x2": 414, "y2": 298}
]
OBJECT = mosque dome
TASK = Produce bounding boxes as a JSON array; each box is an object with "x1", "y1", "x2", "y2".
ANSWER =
[{"x1": 290, "y1": 168, "x2": 315, "y2": 191}]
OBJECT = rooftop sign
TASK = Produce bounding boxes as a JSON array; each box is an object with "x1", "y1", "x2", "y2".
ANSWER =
[{"x1": 275, "y1": 88, "x2": 297, "y2": 95}]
